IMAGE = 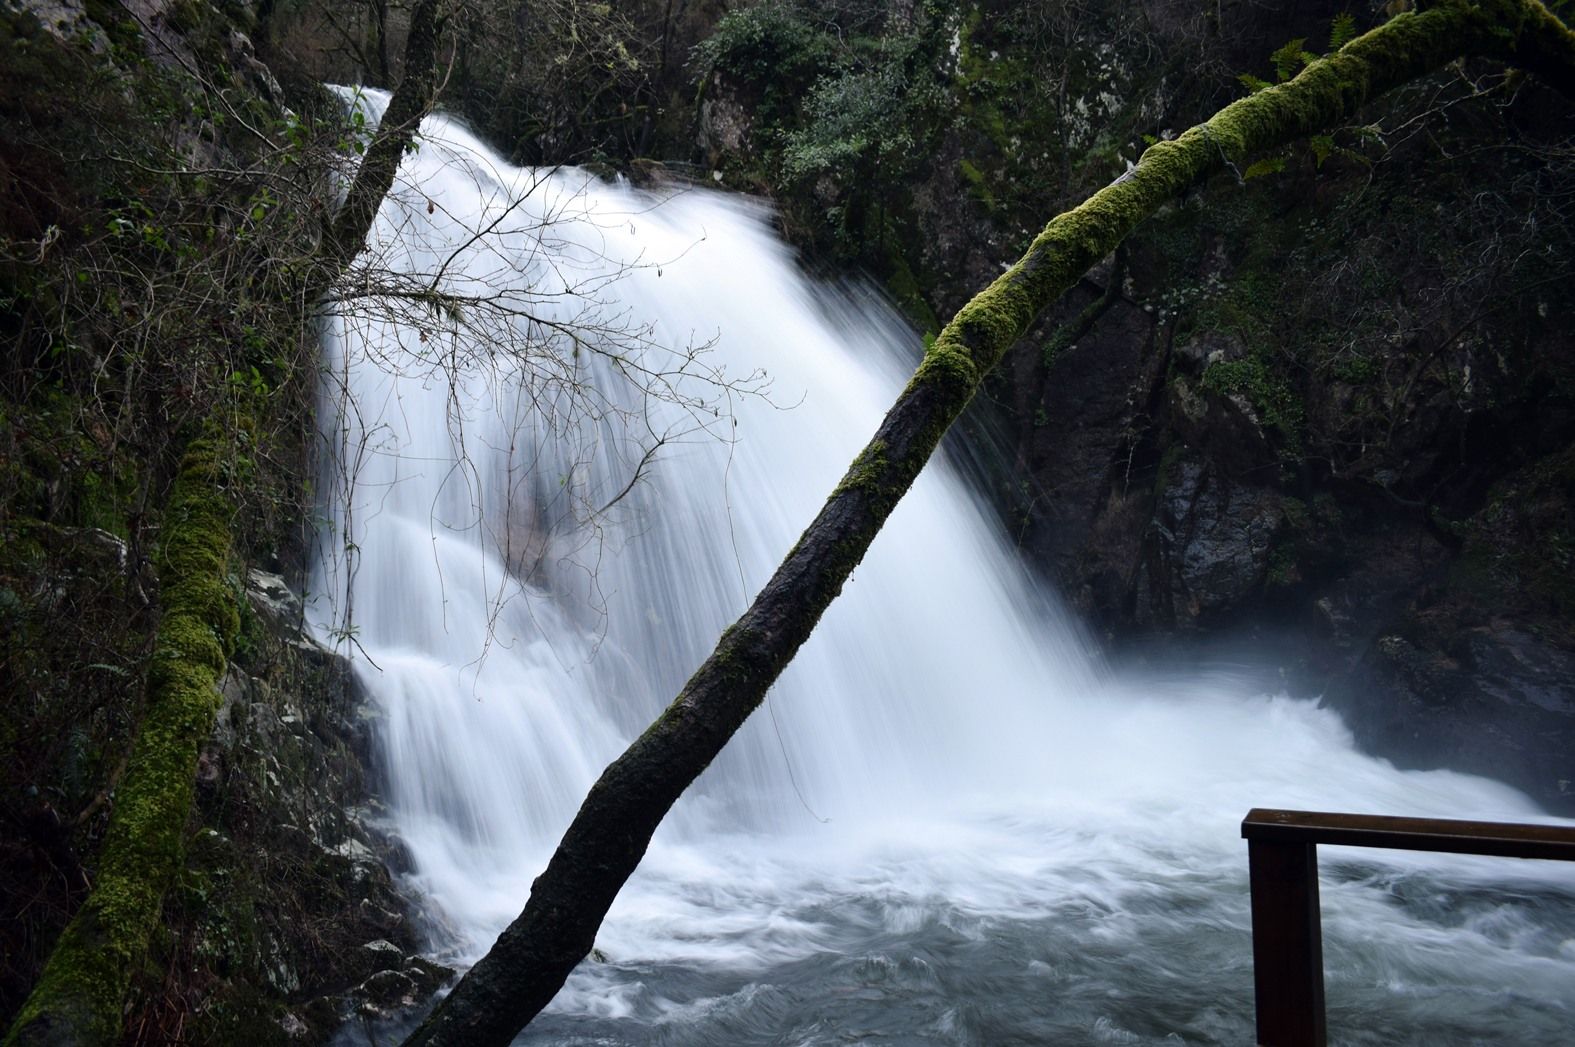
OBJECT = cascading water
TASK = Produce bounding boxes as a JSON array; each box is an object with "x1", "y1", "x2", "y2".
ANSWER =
[{"x1": 312, "y1": 94, "x2": 1575, "y2": 1045}]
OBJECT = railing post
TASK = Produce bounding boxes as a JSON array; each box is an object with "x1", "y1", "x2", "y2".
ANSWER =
[
  {"x1": 1242, "y1": 809, "x2": 1575, "y2": 1042},
  {"x1": 1246, "y1": 838, "x2": 1326, "y2": 1047}
]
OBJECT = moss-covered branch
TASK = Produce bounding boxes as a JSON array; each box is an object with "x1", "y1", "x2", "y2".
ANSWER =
[
  {"x1": 4, "y1": 431, "x2": 241, "y2": 1047},
  {"x1": 401, "y1": 3, "x2": 1575, "y2": 1044}
]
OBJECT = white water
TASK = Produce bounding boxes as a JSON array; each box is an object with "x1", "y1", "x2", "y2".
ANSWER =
[{"x1": 313, "y1": 96, "x2": 1575, "y2": 1044}]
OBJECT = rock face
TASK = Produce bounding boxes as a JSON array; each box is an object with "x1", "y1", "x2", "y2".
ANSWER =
[
  {"x1": 170, "y1": 570, "x2": 453, "y2": 1042},
  {"x1": 1316, "y1": 449, "x2": 1575, "y2": 813},
  {"x1": 1327, "y1": 626, "x2": 1575, "y2": 812},
  {"x1": 0, "y1": 534, "x2": 448, "y2": 1042},
  {"x1": 1136, "y1": 457, "x2": 1284, "y2": 627},
  {"x1": 1001, "y1": 287, "x2": 1159, "y2": 610},
  {"x1": 1002, "y1": 79, "x2": 1575, "y2": 810},
  {"x1": 0, "y1": 1, "x2": 451, "y2": 1037}
]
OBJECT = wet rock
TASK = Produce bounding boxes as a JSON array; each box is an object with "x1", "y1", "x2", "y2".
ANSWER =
[
  {"x1": 227, "y1": 29, "x2": 283, "y2": 104},
  {"x1": 384, "y1": 828, "x2": 416, "y2": 872},
  {"x1": 295, "y1": 996, "x2": 345, "y2": 1039},
  {"x1": 195, "y1": 744, "x2": 223, "y2": 789},
  {"x1": 357, "y1": 969, "x2": 418, "y2": 1014},
  {"x1": 698, "y1": 73, "x2": 753, "y2": 166},
  {"x1": 351, "y1": 939, "x2": 405, "y2": 980},
  {"x1": 1166, "y1": 375, "x2": 1275, "y2": 476},
  {"x1": 20, "y1": 0, "x2": 107, "y2": 49},
  {"x1": 1003, "y1": 288, "x2": 1159, "y2": 599},
  {"x1": 247, "y1": 569, "x2": 303, "y2": 630},
  {"x1": 1136, "y1": 458, "x2": 1282, "y2": 626},
  {"x1": 278, "y1": 1010, "x2": 311, "y2": 1040},
  {"x1": 1325, "y1": 624, "x2": 1575, "y2": 814},
  {"x1": 404, "y1": 955, "x2": 456, "y2": 994},
  {"x1": 176, "y1": 570, "x2": 445, "y2": 1041},
  {"x1": 357, "y1": 898, "x2": 405, "y2": 935},
  {"x1": 271, "y1": 823, "x2": 315, "y2": 859},
  {"x1": 1172, "y1": 329, "x2": 1247, "y2": 375}
]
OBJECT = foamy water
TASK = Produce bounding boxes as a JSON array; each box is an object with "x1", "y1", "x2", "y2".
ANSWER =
[{"x1": 313, "y1": 94, "x2": 1575, "y2": 1045}]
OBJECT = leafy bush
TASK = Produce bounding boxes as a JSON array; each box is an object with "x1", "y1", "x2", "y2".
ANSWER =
[{"x1": 693, "y1": 2, "x2": 832, "y2": 88}]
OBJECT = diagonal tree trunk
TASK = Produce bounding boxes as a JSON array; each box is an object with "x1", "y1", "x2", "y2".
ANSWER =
[
  {"x1": 401, "y1": 2, "x2": 1575, "y2": 1044},
  {"x1": 2, "y1": 5, "x2": 447, "y2": 1045},
  {"x1": 325, "y1": 0, "x2": 443, "y2": 273}
]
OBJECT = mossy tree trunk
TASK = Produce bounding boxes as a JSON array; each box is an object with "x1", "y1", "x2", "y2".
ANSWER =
[
  {"x1": 2, "y1": 4, "x2": 447, "y2": 1045},
  {"x1": 2, "y1": 433, "x2": 240, "y2": 1047},
  {"x1": 401, "y1": 3, "x2": 1575, "y2": 1044}
]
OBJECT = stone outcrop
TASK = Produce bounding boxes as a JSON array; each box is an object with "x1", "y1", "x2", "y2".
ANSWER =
[{"x1": 181, "y1": 569, "x2": 452, "y2": 1042}]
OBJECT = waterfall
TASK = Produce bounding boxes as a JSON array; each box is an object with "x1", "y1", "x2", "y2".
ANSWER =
[{"x1": 312, "y1": 94, "x2": 1575, "y2": 1045}]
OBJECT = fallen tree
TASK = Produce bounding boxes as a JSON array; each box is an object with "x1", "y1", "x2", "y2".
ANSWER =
[{"x1": 401, "y1": 1, "x2": 1575, "y2": 1044}]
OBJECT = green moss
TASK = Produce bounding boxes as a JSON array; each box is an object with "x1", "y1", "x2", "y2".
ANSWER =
[
  {"x1": 913, "y1": 329, "x2": 982, "y2": 392},
  {"x1": 882, "y1": 247, "x2": 939, "y2": 333},
  {"x1": 834, "y1": 440, "x2": 889, "y2": 497},
  {"x1": 953, "y1": 11, "x2": 1017, "y2": 154},
  {"x1": 1201, "y1": 355, "x2": 1305, "y2": 453},
  {"x1": 958, "y1": 157, "x2": 998, "y2": 211},
  {"x1": 78, "y1": 470, "x2": 128, "y2": 537},
  {"x1": 6, "y1": 427, "x2": 242, "y2": 1046},
  {"x1": 3, "y1": 392, "x2": 137, "y2": 536}
]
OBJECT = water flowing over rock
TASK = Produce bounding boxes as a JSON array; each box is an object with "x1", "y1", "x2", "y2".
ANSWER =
[{"x1": 311, "y1": 100, "x2": 1575, "y2": 1044}]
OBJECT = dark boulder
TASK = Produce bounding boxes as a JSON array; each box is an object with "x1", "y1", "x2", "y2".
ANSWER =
[{"x1": 1325, "y1": 625, "x2": 1575, "y2": 814}]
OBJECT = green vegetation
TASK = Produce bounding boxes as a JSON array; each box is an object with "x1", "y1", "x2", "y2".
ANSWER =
[
  {"x1": 693, "y1": 2, "x2": 835, "y2": 122},
  {"x1": 696, "y1": 0, "x2": 954, "y2": 266},
  {"x1": 1, "y1": 0, "x2": 408, "y2": 1038},
  {"x1": 1201, "y1": 355, "x2": 1305, "y2": 453}
]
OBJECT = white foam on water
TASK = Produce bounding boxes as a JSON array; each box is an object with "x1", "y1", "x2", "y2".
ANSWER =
[{"x1": 311, "y1": 94, "x2": 1575, "y2": 1044}]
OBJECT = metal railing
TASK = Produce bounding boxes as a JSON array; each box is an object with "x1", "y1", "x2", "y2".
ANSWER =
[{"x1": 1240, "y1": 807, "x2": 1575, "y2": 1047}]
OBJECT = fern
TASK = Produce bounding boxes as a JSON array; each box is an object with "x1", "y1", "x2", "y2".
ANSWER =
[
  {"x1": 1238, "y1": 72, "x2": 1273, "y2": 94},
  {"x1": 1329, "y1": 13, "x2": 1358, "y2": 51},
  {"x1": 1239, "y1": 19, "x2": 1352, "y2": 99},
  {"x1": 1243, "y1": 155, "x2": 1288, "y2": 180},
  {"x1": 1309, "y1": 134, "x2": 1335, "y2": 168},
  {"x1": 1270, "y1": 37, "x2": 1316, "y2": 81}
]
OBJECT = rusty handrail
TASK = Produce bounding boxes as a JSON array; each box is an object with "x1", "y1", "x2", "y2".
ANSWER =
[{"x1": 1240, "y1": 807, "x2": 1575, "y2": 1047}]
